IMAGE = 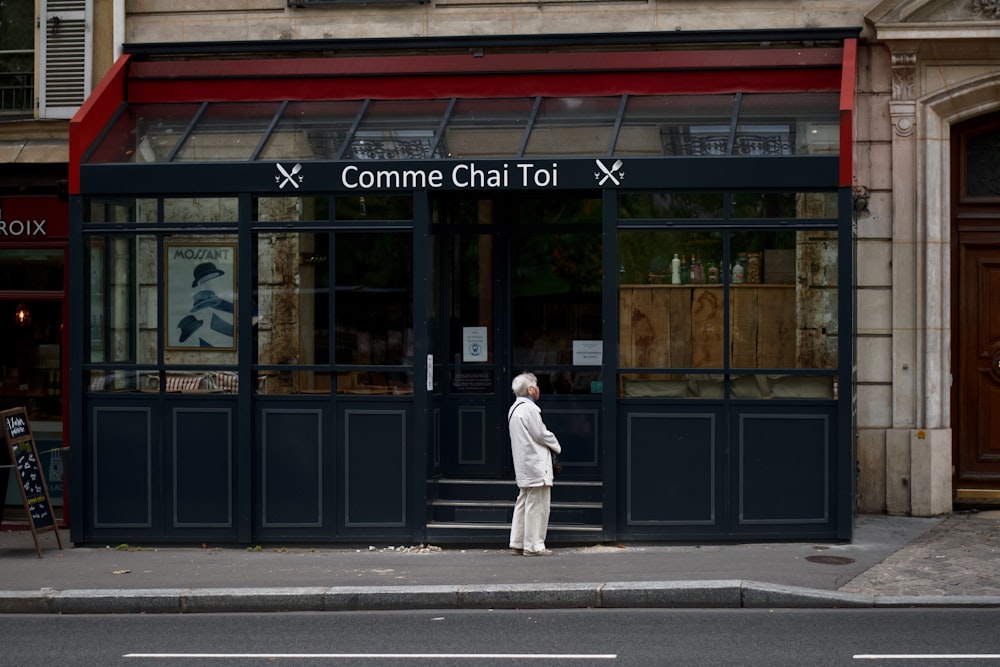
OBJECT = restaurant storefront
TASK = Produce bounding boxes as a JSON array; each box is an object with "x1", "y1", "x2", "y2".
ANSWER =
[
  {"x1": 0, "y1": 194, "x2": 68, "y2": 517},
  {"x1": 68, "y1": 31, "x2": 858, "y2": 545}
]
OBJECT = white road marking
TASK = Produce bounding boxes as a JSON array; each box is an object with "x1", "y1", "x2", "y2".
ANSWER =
[
  {"x1": 125, "y1": 653, "x2": 617, "y2": 660},
  {"x1": 855, "y1": 655, "x2": 1000, "y2": 660}
]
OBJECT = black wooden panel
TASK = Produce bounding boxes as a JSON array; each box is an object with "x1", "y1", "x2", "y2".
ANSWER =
[
  {"x1": 626, "y1": 412, "x2": 715, "y2": 525},
  {"x1": 173, "y1": 407, "x2": 232, "y2": 527},
  {"x1": 544, "y1": 407, "x2": 599, "y2": 467},
  {"x1": 458, "y1": 406, "x2": 486, "y2": 465},
  {"x1": 92, "y1": 407, "x2": 152, "y2": 527},
  {"x1": 261, "y1": 409, "x2": 323, "y2": 527},
  {"x1": 739, "y1": 413, "x2": 829, "y2": 523},
  {"x1": 344, "y1": 409, "x2": 406, "y2": 527}
]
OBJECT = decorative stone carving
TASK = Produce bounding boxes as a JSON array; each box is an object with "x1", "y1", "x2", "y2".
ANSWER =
[
  {"x1": 891, "y1": 52, "x2": 917, "y2": 102},
  {"x1": 970, "y1": 0, "x2": 1000, "y2": 19},
  {"x1": 893, "y1": 112, "x2": 916, "y2": 138}
]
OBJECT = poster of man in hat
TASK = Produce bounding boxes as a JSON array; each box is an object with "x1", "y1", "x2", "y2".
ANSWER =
[{"x1": 165, "y1": 242, "x2": 236, "y2": 350}]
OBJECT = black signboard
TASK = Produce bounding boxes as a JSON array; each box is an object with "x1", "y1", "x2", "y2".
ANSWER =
[
  {"x1": 1, "y1": 407, "x2": 63, "y2": 557},
  {"x1": 79, "y1": 155, "x2": 841, "y2": 196}
]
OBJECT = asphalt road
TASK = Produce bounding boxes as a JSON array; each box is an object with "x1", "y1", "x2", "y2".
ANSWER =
[{"x1": 6, "y1": 608, "x2": 1000, "y2": 666}]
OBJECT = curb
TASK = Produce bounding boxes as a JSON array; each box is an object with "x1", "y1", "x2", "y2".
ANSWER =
[{"x1": 3, "y1": 581, "x2": 1000, "y2": 614}]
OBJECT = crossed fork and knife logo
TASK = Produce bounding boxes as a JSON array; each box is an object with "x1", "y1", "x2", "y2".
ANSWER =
[
  {"x1": 276, "y1": 163, "x2": 304, "y2": 189},
  {"x1": 595, "y1": 159, "x2": 625, "y2": 186}
]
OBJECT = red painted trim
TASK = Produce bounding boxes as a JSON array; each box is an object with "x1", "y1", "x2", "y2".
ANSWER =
[
  {"x1": 69, "y1": 54, "x2": 131, "y2": 195},
  {"x1": 128, "y1": 69, "x2": 842, "y2": 104},
  {"x1": 839, "y1": 38, "x2": 857, "y2": 188},
  {"x1": 124, "y1": 48, "x2": 843, "y2": 103}
]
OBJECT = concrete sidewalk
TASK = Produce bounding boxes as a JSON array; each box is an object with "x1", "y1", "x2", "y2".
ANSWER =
[{"x1": 1, "y1": 511, "x2": 998, "y2": 613}]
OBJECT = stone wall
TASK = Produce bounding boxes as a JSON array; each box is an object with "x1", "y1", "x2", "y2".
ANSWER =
[{"x1": 124, "y1": 0, "x2": 874, "y2": 43}]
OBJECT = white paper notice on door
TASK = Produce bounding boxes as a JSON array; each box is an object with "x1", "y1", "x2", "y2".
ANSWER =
[
  {"x1": 573, "y1": 340, "x2": 602, "y2": 366},
  {"x1": 463, "y1": 326, "x2": 488, "y2": 362}
]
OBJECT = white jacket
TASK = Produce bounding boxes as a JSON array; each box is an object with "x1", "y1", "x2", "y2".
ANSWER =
[{"x1": 508, "y1": 397, "x2": 561, "y2": 487}]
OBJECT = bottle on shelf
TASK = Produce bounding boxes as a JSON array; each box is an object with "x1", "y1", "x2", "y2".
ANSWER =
[
  {"x1": 707, "y1": 261, "x2": 719, "y2": 284},
  {"x1": 690, "y1": 255, "x2": 703, "y2": 284},
  {"x1": 671, "y1": 253, "x2": 681, "y2": 284},
  {"x1": 732, "y1": 253, "x2": 746, "y2": 284}
]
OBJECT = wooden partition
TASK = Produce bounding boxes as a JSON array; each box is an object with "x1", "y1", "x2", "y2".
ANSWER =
[{"x1": 619, "y1": 284, "x2": 796, "y2": 369}]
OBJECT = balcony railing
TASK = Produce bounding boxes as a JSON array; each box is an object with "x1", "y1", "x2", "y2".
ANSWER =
[{"x1": 0, "y1": 72, "x2": 34, "y2": 117}]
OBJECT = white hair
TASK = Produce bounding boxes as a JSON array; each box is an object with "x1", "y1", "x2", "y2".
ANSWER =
[{"x1": 511, "y1": 372, "x2": 538, "y2": 397}]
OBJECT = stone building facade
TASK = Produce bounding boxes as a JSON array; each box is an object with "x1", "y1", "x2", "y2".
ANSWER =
[{"x1": 57, "y1": 0, "x2": 1000, "y2": 543}]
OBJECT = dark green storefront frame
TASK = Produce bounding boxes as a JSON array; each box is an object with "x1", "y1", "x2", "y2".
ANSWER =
[{"x1": 68, "y1": 155, "x2": 854, "y2": 545}]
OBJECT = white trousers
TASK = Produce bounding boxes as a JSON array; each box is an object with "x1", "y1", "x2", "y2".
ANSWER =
[{"x1": 509, "y1": 485, "x2": 551, "y2": 553}]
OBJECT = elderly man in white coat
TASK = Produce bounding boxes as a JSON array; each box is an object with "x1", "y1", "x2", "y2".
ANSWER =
[{"x1": 507, "y1": 372, "x2": 561, "y2": 556}]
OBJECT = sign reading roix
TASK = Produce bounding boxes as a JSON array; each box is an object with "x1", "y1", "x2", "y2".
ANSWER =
[{"x1": 0, "y1": 196, "x2": 70, "y2": 241}]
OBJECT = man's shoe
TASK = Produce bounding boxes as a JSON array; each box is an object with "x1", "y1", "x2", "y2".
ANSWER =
[
  {"x1": 509, "y1": 547, "x2": 523, "y2": 555},
  {"x1": 523, "y1": 548, "x2": 553, "y2": 557}
]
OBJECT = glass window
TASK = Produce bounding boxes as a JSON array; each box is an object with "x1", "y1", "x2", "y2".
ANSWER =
[
  {"x1": 618, "y1": 227, "x2": 838, "y2": 398},
  {"x1": 449, "y1": 233, "x2": 494, "y2": 367},
  {"x1": 258, "y1": 101, "x2": 363, "y2": 161},
  {"x1": 0, "y1": 299, "x2": 62, "y2": 418},
  {"x1": 736, "y1": 94, "x2": 840, "y2": 156},
  {"x1": 83, "y1": 92, "x2": 842, "y2": 163},
  {"x1": 255, "y1": 231, "x2": 329, "y2": 367},
  {"x1": 618, "y1": 230, "x2": 725, "y2": 372},
  {"x1": 85, "y1": 104, "x2": 203, "y2": 164},
  {"x1": 335, "y1": 194, "x2": 413, "y2": 221},
  {"x1": 523, "y1": 96, "x2": 620, "y2": 157},
  {"x1": 86, "y1": 198, "x2": 159, "y2": 224},
  {"x1": 511, "y1": 229, "x2": 603, "y2": 384},
  {"x1": 964, "y1": 127, "x2": 1000, "y2": 198},
  {"x1": 253, "y1": 196, "x2": 330, "y2": 223},
  {"x1": 163, "y1": 197, "x2": 239, "y2": 224},
  {"x1": 0, "y1": 249, "x2": 63, "y2": 291},
  {"x1": 335, "y1": 232, "x2": 413, "y2": 365},
  {"x1": 617, "y1": 94, "x2": 737, "y2": 157},
  {"x1": 730, "y1": 192, "x2": 838, "y2": 219},
  {"x1": 730, "y1": 230, "x2": 839, "y2": 370},
  {"x1": 617, "y1": 192, "x2": 725, "y2": 220},
  {"x1": 85, "y1": 235, "x2": 137, "y2": 365},
  {"x1": 0, "y1": 0, "x2": 33, "y2": 118},
  {"x1": 173, "y1": 103, "x2": 282, "y2": 162},
  {"x1": 346, "y1": 99, "x2": 451, "y2": 160},
  {"x1": 444, "y1": 98, "x2": 535, "y2": 158}
]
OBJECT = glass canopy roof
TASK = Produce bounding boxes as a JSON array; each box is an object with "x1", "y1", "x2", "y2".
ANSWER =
[{"x1": 85, "y1": 92, "x2": 840, "y2": 164}]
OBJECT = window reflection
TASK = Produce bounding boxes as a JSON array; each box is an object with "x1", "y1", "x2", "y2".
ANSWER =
[
  {"x1": 255, "y1": 231, "x2": 329, "y2": 367},
  {"x1": 618, "y1": 227, "x2": 838, "y2": 398},
  {"x1": 83, "y1": 92, "x2": 841, "y2": 163},
  {"x1": 335, "y1": 232, "x2": 413, "y2": 366},
  {"x1": 0, "y1": 299, "x2": 62, "y2": 419},
  {"x1": 512, "y1": 230, "x2": 602, "y2": 375}
]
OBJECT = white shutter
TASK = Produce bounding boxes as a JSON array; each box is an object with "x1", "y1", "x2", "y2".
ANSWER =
[{"x1": 38, "y1": 0, "x2": 92, "y2": 119}]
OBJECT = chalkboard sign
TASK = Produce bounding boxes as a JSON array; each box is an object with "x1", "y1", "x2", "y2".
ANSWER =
[{"x1": 1, "y1": 407, "x2": 63, "y2": 557}]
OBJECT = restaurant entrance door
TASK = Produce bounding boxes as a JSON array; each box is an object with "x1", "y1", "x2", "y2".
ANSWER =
[{"x1": 426, "y1": 192, "x2": 606, "y2": 539}]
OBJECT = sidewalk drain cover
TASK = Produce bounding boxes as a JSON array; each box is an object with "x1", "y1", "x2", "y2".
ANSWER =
[{"x1": 805, "y1": 555, "x2": 855, "y2": 565}]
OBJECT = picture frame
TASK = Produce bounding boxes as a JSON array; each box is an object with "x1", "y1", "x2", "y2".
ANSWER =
[{"x1": 164, "y1": 242, "x2": 237, "y2": 350}]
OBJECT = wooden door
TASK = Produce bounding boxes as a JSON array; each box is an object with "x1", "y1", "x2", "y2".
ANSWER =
[
  {"x1": 953, "y1": 114, "x2": 1000, "y2": 498},
  {"x1": 955, "y1": 234, "x2": 1000, "y2": 491}
]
